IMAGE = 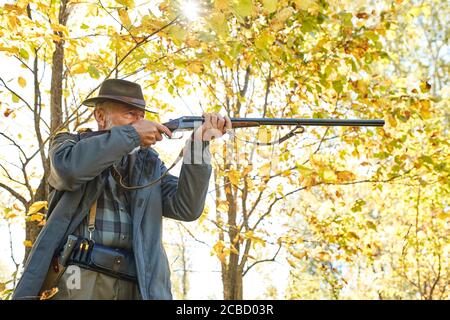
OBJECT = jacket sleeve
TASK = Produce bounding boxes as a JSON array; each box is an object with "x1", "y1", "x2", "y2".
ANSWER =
[
  {"x1": 161, "y1": 139, "x2": 212, "y2": 222},
  {"x1": 48, "y1": 125, "x2": 141, "y2": 191}
]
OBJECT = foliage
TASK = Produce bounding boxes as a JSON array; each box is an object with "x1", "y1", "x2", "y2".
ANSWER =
[{"x1": 0, "y1": 0, "x2": 447, "y2": 299}]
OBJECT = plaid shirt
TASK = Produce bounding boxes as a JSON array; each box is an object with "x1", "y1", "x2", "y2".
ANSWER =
[{"x1": 75, "y1": 170, "x2": 133, "y2": 250}]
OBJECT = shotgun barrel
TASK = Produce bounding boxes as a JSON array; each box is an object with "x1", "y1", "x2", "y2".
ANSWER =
[{"x1": 163, "y1": 116, "x2": 385, "y2": 132}]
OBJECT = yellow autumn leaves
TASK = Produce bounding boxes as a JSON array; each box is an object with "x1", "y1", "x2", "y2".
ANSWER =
[
  {"x1": 2, "y1": 201, "x2": 47, "y2": 248},
  {"x1": 17, "y1": 76, "x2": 26, "y2": 88},
  {"x1": 298, "y1": 154, "x2": 356, "y2": 187},
  {"x1": 26, "y1": 201, "x2": 47, "y2": 227},
  {"x1": 118, "y1": 8, "x2": 133, "y2": 29},
  {"x1": 212, "y1": 230, "x2": 266, "y2": 263}
]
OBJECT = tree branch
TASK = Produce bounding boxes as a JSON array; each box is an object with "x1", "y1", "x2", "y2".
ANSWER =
[
  {"x1": 243, "y1": 243, "x2": 282, "y2": 277},
  {"x1": 105, "y1": 15, "x2": 179, "y2": 80},
  {"x1": 98, "y1": 0, "x2": 139, "y2": 44},
  {"x1": 0, "y1": 182, "x2": 28, "y2": 206},
  {"x1": 177, "y1": 222, "x2": 210, "y2": 247},
  {"x1": 32, "y1": 50, "x2": 47, "y2": 173},
  {"x1": 0, "y1": 77, "x2": 34, "y2": 113},
  {"x1": 0, "y1": 132, "x2": 29, "y2": 163},
  {"x1": 13, "y1": 55, "x2": 34, "y2": 74},
  {"x1": 262, "y1": 70, "x2": 271, "y2": 117}
]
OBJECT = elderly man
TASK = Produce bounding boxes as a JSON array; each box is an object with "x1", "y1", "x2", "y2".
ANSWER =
[{"x1": 13, "y1": 79, "x2": 231, "y2": 300}]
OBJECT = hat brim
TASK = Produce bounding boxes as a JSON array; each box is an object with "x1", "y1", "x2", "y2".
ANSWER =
[{"x1": 82, "y1": 96, "x2": 158, "y2": 114}]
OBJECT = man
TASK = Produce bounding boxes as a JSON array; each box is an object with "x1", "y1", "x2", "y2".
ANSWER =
[{"x1": 13, "y1": 79, "x2": 231, "y2": 300}]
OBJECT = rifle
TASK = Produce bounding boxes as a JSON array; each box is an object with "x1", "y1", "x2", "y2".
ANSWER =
[
  {"x1": 163, "y1": 116, "x2": 385, "y2": 132},
  {"x1": 114, "y1": 116, "x2": 385, "y2": 190},
  {"x1": 163, "y1": 116, "x2": 384, "y2": 144}
]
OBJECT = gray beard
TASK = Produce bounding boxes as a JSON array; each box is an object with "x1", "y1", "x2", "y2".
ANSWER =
[{"x1": 104, "y1": 116, "x2": 113, "y2": 130}]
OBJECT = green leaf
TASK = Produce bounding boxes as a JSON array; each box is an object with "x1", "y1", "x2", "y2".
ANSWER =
[
  {"x1": 255, "y1": 32, "x2": 275, "y2": 50},
  {"x1": 365, "y1": 30, "x2": 379, "y2": 42},
  {"x1": 379, "y1": 51, "x2": 389, "y2": 59},
  {"x1": 209, "y1": 13, "x2": 228, "y2": 36},
  {"x1": 301, "y1": 16, "x2": 316, "y2": 33},
  {"x1": 317, "y1": 12, "x2": 327, "y2": 24},
  {"x1": 230, "y1": 42, "x2": 242, "y2": 58},
  {"x1": 169, "y1": 26, "x2": 187, "y2": 45},
  {"x1": 296, "y1": 164, "x2": 314, "y2": 176},
  {"x1": 365, "y1": 53, "x2": 373, "y2": 64},
  {"x1": 234, "y1": 0, "x2": 252, "y2": 18},
  {"x1": 220, "y1": 52, "x2": 233, "y2": 68},
  {"x1": 419, "y1": 155, "x2": 433, "y2": 165},
  {"x1": 319, "y1": 73, "x2": 328, "y2": 88},
  {"x1": 341, "y1": 12, "x2": 353, "y2": 27},
  {"x1": 324, "y1": 64, "x2": 333, "y2": 78},
  {"x1": 366, "y1": 221, "x2": 377, "y2": 231},
  {"x1": 350, "y1": 59, "x2": 358, "y2": 72},
  {"x1": 88, "y1": 65, "x2": 100, "y2": 79},
  {"x1": 332, "y1": 80, "x2": 343, "y2": 94},
  {"x1": 262, "y1": 0, "x2": 277, "y2": 13},
  {"x1": 19, "y1": 48, "x2": 29, "y2": 61},
  {"x1": 198, "y1": 31, "x2": 215, "y2": 42},
  {"x1": 351, "y1": 199, "x2": 366, "y2": 212},
  {"x1": 12, "y1": 93, "x2": 19, "y2": 103},
  {"x1": 115, "y1": 0, "x2": 135, "y2": 8}
]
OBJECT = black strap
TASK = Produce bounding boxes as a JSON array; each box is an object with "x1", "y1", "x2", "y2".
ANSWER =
[{"x1": 111, "y1": 149, "x2": 184, "y2": 190}]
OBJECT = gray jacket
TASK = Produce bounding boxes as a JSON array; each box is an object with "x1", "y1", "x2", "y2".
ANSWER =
[{"x1": 12, "y1": 125, "x2": 211, "y2": 300}]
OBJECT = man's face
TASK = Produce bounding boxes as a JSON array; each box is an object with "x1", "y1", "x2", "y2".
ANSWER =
[{"x1": 95, "y1": 102, "x2": 145, "y2": 130}]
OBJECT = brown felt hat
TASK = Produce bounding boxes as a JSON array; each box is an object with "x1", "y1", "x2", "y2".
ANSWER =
[{"x1": 82, "y1": 79, "x2": 157, "y2": 114}]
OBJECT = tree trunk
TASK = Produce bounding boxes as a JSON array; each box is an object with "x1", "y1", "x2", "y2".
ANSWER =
[
  {"x1": 24, "y1": 0, "x2": 70, "y2": 262},
  {"x1": 221, "y1": 148, "x2": 243, "y2": 299},
  {"x1": 223, "y1": 265, "x2": 243, "y2": 300},
  {"x1": 50, "y1": 0, "x2": 69, "y2": 134},
  {"x1": 24, "y1": 180, "x2": 46, "y2": 260},
  {"x1": 222, "y1": 216, "x2": 243, "y2": 299}
]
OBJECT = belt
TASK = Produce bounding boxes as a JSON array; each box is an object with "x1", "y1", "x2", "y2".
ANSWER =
[
  {"x1": 69, "y1": 198, "x2": 137, "y2": 282},
  {"x1": 65, "y1": 236, "x2": 137, "y2": 283}
]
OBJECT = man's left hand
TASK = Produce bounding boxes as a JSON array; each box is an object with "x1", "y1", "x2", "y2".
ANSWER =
[{"x1": 193, "y1": 113, "x2": 232, "y2": 141}]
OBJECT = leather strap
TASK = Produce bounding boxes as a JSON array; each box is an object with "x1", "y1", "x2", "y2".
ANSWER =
[
  {"x1": 111, "y1": 149, "x2": 184, "y2": 190},
  {"x1": 88, "y1": 200, "x2": 97, "y2": 240}
]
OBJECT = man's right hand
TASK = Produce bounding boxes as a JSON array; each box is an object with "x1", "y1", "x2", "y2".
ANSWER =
[{"x1": 131, "y1": 120, "x2": 172, "y2": 147}]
